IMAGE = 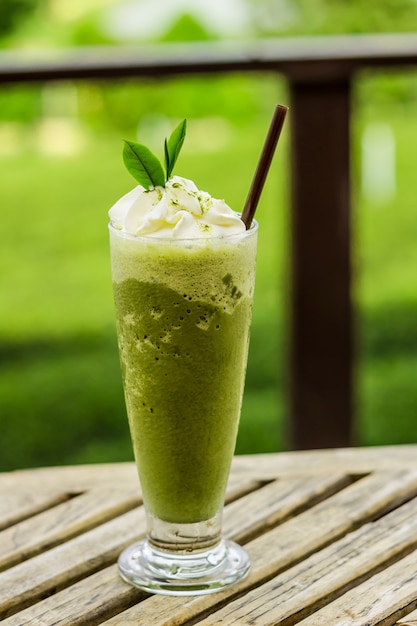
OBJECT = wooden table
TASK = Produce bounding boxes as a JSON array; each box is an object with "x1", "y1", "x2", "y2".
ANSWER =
[{"x1": 1, "y1": 445, "x2": 417, "y2": 625}]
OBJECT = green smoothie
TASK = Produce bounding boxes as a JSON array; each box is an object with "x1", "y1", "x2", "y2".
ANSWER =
[{"x1": 110, "y1": 225, "x2": 257, "y2": 524}]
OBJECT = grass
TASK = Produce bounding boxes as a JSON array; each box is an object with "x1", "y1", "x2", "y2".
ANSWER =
[{"x1": 1, "y1": 73, "x2": 417, "y2": 471}]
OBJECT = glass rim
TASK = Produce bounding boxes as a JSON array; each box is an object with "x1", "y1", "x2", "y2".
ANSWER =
[{"x1": 108, "y1": 218, "x2": 258, "y2": 244}]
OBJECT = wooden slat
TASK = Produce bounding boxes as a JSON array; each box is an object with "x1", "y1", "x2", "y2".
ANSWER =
[
  {"x1": 101, "y1": 470, "x2": 417, "y2": 626},
  {"x1": 2, "y1": 454, "x2": 417, "y2": 624},
  {"x1": 193, "y1": 497, "x2": 417, "y2": 625},
  {"x1": 247, "y1": 469, "x2": 417, "y2": 580},
  {"x1": 0, "y1": 473, "x2": 262, "y2": 621},
  {"x1": 0, "y1": 491, "x2": 71, "y2": 530},
  {"x1": 0, "y1": 474, "x2": 347, "y2": 626},
  {"x1": 0, "y1": 565, "x2": 144, "y2": 626},
  {"x1": 399, "y1": 608, "x2": 417, "y2": 624},
  {"x1": 0, "y1": 487, "x2": 141, "y2": 571},
  {"x1": 0, "y1": 507, "x2": 146, "y2": 620},
  {"x1": 231, "y1": 445, "x2": 417, "y2": 479},
  {"x1": 224, "y1": 473, "x2": 350, "y2": 543},
  {"x1": 0, "y1": 463, "x2": 139, "y2": 492},
  {"x1": 296, "y1": 549, "x2": 417, "y2": 625}
]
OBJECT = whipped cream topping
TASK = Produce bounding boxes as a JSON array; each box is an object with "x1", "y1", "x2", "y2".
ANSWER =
[{"x1": 109, "y1": 176, "x2": 245, "y2": 238}]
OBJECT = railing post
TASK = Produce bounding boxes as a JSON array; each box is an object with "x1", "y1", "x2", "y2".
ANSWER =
[{"x1": 288, "y1": 77, "x2": 353, "y2": 449}]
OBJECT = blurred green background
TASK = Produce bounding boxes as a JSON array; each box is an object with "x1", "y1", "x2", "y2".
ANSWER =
[{"x1": 1, "y1": 0, "x2": 417, "y2": 471}]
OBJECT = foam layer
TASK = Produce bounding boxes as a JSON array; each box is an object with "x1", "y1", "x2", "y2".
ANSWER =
[
  {"x1": 109, "y1": 225, "x2": 257, "y2": 312},
  {"x1": 109, "y1": 176, "x2": 245, "y2": 239}
]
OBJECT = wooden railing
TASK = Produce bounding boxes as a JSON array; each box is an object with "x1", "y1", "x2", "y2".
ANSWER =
[{"x1": 2, "y1": 34, "x2": 417, "y2": 449}]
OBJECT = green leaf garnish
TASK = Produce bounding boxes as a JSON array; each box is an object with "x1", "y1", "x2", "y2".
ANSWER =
[
  {"x1": 164, "y1": 119, "x2": 187, "y2": 182},
  {"x1": 122, "y1": 119, "x2": 187, "y2": 189},
  {"x1": 122, "y1": 140, "x2": 165, "y2": 189}
]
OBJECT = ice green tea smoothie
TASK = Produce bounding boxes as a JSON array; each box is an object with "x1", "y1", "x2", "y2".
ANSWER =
[
  {"x1": 111, "y1": 110, "x2": 286, "y2": 595},
  {"x1": 110, "y1": 216, "x2": 257, "y2": 524}
]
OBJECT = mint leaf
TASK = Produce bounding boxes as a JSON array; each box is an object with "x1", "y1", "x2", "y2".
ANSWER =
[
  {"x1": 164, "y1": 119, "x2": 187, "y2": 181},
  {"x1": 123, "y1": 140, "x2": 165, "y2": 189}
]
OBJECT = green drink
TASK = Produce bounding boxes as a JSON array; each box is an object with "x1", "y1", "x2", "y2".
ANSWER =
[
  {"x1": 110, "y1": 174, "x2": 257, "y2": 595},
  {"x1": 110, "y1": 224, "x2": 257, "y2": 525}
]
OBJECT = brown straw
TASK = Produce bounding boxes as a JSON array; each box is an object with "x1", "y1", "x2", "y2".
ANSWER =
[{"x1": 241, "y1": 104, "x2": 289, "y2": 230}]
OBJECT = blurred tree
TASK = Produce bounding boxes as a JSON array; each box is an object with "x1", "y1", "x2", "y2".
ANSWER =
[
  {"x1": 0, "y1": 0, "x2": 41, "y2": 38},
  {"x1": 158, "y1": 12, "x2": 217, "y2": 43},
  {"x1": 70, "y1": 12, "x2": 115, "y2": 46}
]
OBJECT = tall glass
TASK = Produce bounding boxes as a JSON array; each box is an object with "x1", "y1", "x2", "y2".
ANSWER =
[{"x1": 109, "y1": 220, "x2": 257, "y2": 595}]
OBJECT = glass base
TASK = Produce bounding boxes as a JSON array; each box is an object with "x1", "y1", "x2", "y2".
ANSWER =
[{"x1": 118, "y1": 537, "x2": 250, "y2": 596}]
